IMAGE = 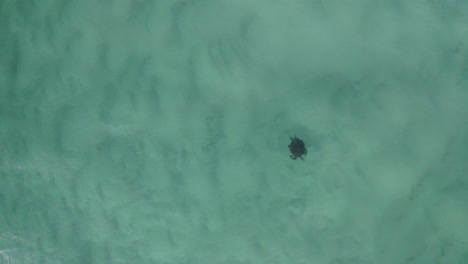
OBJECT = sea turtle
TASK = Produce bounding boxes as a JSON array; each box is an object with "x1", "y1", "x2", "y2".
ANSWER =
[{"x1": 288, "y1": 136, "x2": 307, "y2": 160}]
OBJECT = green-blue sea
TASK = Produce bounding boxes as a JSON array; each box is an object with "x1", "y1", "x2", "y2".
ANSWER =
[{"x1": 1, "y1": 1, "x2": 467, "y2": 263}]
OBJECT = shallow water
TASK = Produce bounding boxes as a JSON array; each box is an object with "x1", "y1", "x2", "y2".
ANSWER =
[{"x1": 0, "y1": 0, "x2": 467, "y2": 263}]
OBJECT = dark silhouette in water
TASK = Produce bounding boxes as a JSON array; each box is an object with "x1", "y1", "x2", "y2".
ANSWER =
[{"x1": 288, "y1": 136, "x2": 307, "y2": 160}]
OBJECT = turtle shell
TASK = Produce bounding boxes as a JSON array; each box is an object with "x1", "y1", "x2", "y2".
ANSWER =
[{"x1": 288, "y1": 136, "x2": 307, "y2": 160}]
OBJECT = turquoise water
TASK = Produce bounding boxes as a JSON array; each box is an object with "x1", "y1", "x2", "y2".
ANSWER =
[{"x1": 1, "y1": 0, "x2": 467, "y2": 263}]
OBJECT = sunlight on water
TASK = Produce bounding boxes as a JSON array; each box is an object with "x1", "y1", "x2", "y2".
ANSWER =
[{"x1": 0, "y1": 0, "x2": 467, "y2": 263}]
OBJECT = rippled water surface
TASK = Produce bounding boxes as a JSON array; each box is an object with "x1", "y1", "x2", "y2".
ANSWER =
[{"x1": 0, "y1": 1, "x2": 467, "y2": 263}]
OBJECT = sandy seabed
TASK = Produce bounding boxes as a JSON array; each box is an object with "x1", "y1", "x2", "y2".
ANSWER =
[{"x1": 0, "y1": 0, "x2": 467, "y2": 263}]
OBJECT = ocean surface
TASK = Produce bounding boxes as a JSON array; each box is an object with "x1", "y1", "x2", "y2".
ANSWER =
[{"x1": 0, "y1": 0, "x2": 467, "y2": 263}]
